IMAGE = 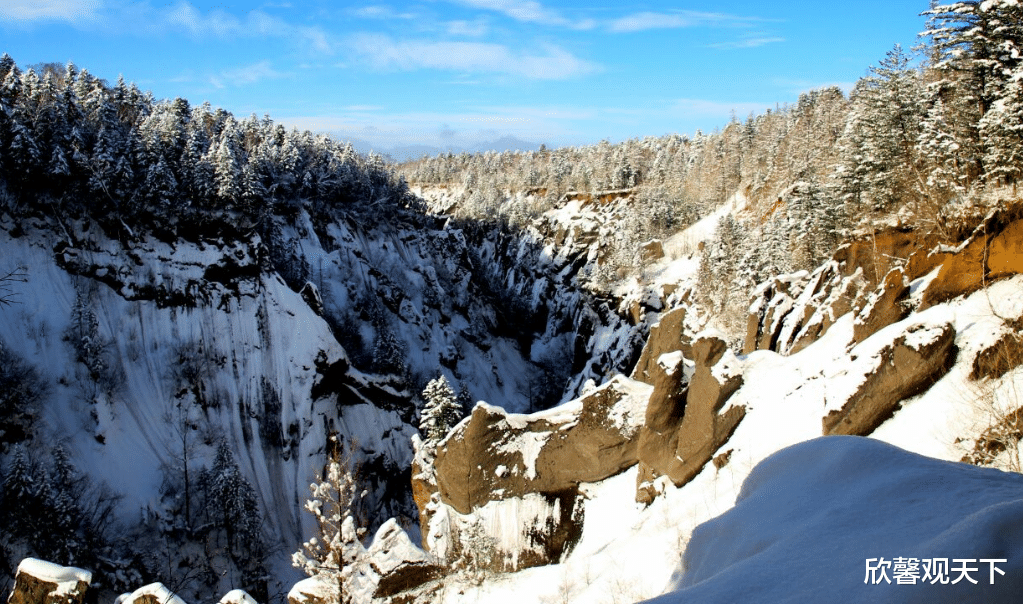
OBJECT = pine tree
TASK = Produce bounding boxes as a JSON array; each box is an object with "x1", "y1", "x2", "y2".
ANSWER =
[
  {"x1": 371, "y1": 323, "x2": 406, "y2": 379},
  {"x1": 208, "y1": 441, "x2": 262, "y2": 560},
  {"x1": 841, "y1": 45, "x2": 924, "y2": 211},
  {"x1": 419, "y1": 374, "x2": 462, "y2": 446},
  {"x1": 1, "y1": 447, "x2": 40, "y2": 541},
  {"x1": 47, "y1": 444, "x2": 85, "y2": 564}
]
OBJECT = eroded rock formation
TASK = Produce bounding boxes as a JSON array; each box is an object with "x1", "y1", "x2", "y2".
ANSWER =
[
  {"x1": 824, "y1": 322, "x2": 957, "y2": 436},
  {"x1": 636, "y1": 334, "x2": 745, "y2": 504}
]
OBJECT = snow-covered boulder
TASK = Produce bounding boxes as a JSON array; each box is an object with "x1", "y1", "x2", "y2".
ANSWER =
[
  {"x1": 7, "y1": 559, "x2": 91, "y2": 604},
  {"x1": 286, "y1": 576, "x2": 330, "y2": 604},
  {"x1": 116, "y1": 583, "x2": 186, "y2": 604},
  {"x1": 367, "y1": 519, "x2": 444, "y2": 598},
  {"x1": 824, "y1": 321, "x2": 957, "y2": 436},
  {"x1": 647, "y1": 436, "x2": 1023, "y2": 603},
  {"x1": 640, "y1": 239, "x2": 665, "y2": 263},
  {"x1": 218, "y1": 589, "x2": 259, "y2": 604}
]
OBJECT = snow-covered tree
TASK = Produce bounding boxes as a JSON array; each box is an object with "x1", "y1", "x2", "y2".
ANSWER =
[
  {"x1": 839, "y1": 45, "x2": 924, "y2": 212},
  {"x1": 419, "y1": 374, "x2": 462, "y2": 446},
  {"x1": 371, "y1": 323, "x2": 406, "y2": 380},
  {"x1": 207, "y1": 440, "x2": 262, "y2": 560},
  {"x1": 293, "y1": 435, "x2": 365, "y2": 604}
]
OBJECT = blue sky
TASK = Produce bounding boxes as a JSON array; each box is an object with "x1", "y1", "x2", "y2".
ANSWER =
[{"x1": 2, "y1": 1, "x2": 928, "y2": 152}]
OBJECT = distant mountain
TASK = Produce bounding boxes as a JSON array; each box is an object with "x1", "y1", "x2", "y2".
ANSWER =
[{"x1": 332, "y1": 135, "x2": 544, "y2": 163}]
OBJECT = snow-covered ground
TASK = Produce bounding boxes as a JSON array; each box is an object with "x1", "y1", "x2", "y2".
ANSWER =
[{"x1": 423, "y1": 273, "x2": 1023, "y2": 603}]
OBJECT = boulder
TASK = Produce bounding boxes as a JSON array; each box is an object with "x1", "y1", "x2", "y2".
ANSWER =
[
  {"x1": 971, "y1": 317, "x2": 1023, "y2": 380},
  {"x1": 824, "y1": 322, "x2": 957, "y2": 435},
  {"x1": 368, "y1": 519, "x2": 444, "y2": 598},
  {"x1": 432, "y1": 375, "x2": 650, "y2": 515},
  {"x1": 287, "y1": 577, "x2": 331, "y2": 604},
  {"x1": 7, "y1": 559, "x2": 91, "y2": 604},
  {"x1": 637, "y1": 334, "x2": 745, "y2": 501},
  {"x1": 640, "y1": 239, "x2": 665, "y2": 263},
  {"x1": 117, "y1": 584, "x2": 187, "y2": 604}
]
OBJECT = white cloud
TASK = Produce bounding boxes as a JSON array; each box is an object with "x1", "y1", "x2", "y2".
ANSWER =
[
  {"x1": 156, "y1": 2, "x2": 331, "y2": 52},
  {"x1": 276, "y1": 105, "x2": 582, "y2": 150},
  {"x1": 447, "y1": 0, "x2": 595, "y2": 30},
  {"x1": 1, "y1": 0, "x2": 102, "y2": 23},
  {"x1": 348, "y1": 34, "x2": 599, "y2": 80},
  {"x1": 209, "y1": 61, "x2": 288, "y2": 89},
  {"x1": 352, "y1": 5, "x2": 415, "y2": 20},
  {"x1": 608, "y1": 10, "x2": 766, "y2": 33},
  {"x1": 446, "y1": 19, "x2": 489, "y2": 37},
  {"x1": 710, "y1": 36, "x2": 785, "y2": 49}
]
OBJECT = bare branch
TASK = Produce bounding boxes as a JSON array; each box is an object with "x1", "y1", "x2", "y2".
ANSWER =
[{"x1": 0, "y1": 265, "x2": 27, "y2": 308}]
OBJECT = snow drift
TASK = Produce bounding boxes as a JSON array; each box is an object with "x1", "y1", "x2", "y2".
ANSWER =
[{"x1": 649, "y1": 436, "x2": 1023, "y2": 604}]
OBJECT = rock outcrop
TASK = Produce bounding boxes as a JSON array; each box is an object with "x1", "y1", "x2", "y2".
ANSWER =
[
  {"x1": 367, "y1": 520, "x2": 445, "y2": 599},
  {"x1": 921, "y1": 211, "x2": 1023, "y2": 308},
  {"x1": 630, "y1": 307, "x2": 693, "y2": 385},
  {"x1": 7, "y1": 559, "x2": 91, "y2": 604},
  {"x1": 745, "y1": 228, "x2": 945, "y2": 355},
  {"x1": 431, "y1": 376, "x2": 650, "y2": 514},
  {"x1": 823, "y1": 322, "x2": 957, "y2": 436},
  {"x1": 418, "y1": 376, "x2": 651, "y2": 571},
  {"x1": 636, "y1": 334, "x2": 745, "y2": 503}
]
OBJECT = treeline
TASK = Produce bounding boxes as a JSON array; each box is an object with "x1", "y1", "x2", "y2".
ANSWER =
[
  {"x1": 398, "y1": 1, "x2": 1023, "y2": 338},
  {"x1": 700, "y1": 1, "x2": 1023, "y2": 336},
  {"x1": 0, "y1": 55, "x2": 416, "y2": 239}
]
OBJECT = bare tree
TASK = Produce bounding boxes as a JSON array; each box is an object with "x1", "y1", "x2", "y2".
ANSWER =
[
  {"x1": 0, "y1": 266, "x2": 27, "y2": 308},
  {"x1": 292, "y1": 435, "x2": 365, "y2": 604}
]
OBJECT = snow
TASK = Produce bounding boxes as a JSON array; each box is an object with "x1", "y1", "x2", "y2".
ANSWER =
[
  {"x1": 424, "y1": 272, "x2": 1023, "y2": 604},
  {"x1": 16, "y1": 558, "x2": 92, "y2": 589},
  {"x1": 122, "y1": 583, "x2": 187, "y2": 604},
  {"x1": 288, "y1": 575, "x2": 330, "y2": 604},
  {"x1": 366, "y1": 518, "x2": 437, "y2": 577},
  {"x1": 645, "y1": 436, "x2": 1023, "y2": 603},
  {"x1": 218, "y1": 589, "x2": 259, "y2": 604}
]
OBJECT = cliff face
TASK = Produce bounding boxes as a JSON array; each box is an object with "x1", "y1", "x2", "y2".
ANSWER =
[{"x1": 0, "y1": 195, "x2": 642, "y2": 601}]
